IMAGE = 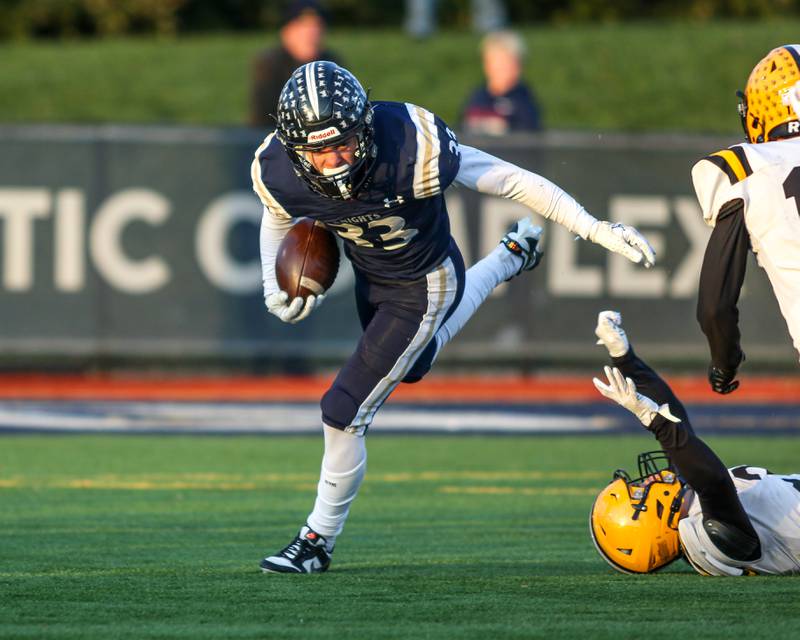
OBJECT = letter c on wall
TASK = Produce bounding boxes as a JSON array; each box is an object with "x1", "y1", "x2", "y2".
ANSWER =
[{"x1": 90, "y1": 189, "x2": 171, "y2": 294}]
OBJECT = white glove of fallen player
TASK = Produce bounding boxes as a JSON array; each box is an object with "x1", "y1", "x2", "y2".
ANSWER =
[
  {"x1": 592, "y1": 366, "x2": 680, "y2": 427},
  {"x1": 588, "y1": 221, "x2": 656, "y2": 268},
  {"x1": 782, "y1": 79, "x2": 800, "y2": 121},
  {"x1": 265, "y1": 290, "x2": 326, "y2": 324}
]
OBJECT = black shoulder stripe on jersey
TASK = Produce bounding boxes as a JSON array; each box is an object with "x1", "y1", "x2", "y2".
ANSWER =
[
  {"x1": 704, "y1": 147, "x2": 753, "y2": 185},
  {"x1": 729, "y1": 145, "x2": 753, "y2": 178},
  {"x1": 704, "y1": 154, "x2": 740, "y2": 185}
]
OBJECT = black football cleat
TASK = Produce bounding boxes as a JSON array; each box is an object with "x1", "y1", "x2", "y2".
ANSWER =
[{"x1": 260, "y1": 525, "x2": 332, "y2": 574}]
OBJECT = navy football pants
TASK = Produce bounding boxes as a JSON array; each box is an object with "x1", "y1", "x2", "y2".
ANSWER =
[{"x1": 321, "y1": 246, "x2": 465, "y2": 434}]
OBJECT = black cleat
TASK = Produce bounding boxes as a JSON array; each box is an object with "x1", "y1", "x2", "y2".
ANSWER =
[{"x1": 260, "y1": 525, "x2": 332, "y2": 574}]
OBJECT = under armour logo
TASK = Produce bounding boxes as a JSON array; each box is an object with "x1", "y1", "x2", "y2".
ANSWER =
[{"x1": 383, "y1": 195, "x2": 405, "y2": 208}]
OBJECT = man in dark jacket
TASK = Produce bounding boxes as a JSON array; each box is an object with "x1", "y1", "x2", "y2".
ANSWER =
[{"x1": 249, "y1": 0, "x2": 343, "y2": 126}]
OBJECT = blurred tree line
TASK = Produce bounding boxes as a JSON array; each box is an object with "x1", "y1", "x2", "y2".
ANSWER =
[{"x1": 0, "y1": 0, "x2": 795, "y2": 39}]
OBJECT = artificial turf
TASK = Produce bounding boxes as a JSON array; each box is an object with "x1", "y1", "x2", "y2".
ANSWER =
[{"x1": 0, "y1": 434, "x2": 797, "y2": 639}]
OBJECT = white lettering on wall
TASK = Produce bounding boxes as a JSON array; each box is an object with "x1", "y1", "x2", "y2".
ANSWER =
[
  {"x1": 608, "y1": 195, "x2": 667, "y2": 297},
  {"x1": 0, "y1": 189, "x2": 51, "y2": 291},
  {"x1": 0, "y1": 187, "x2": 714, "y2": 300},
  {"x1": 54, "y1": 189, "x2": 85, "y2": 292},
  {"x1": 89, "y1": 189, "x2": 171, "y2": 294},
  {"x1": 548, "y1": 224, "x2": 603, "y2": 297},
  {"x1": 196, "y1": 193, "x2": 262, "y2": 294},
  {"x1": 670, "y1": 196, "x2": 711, "y2": 297}
]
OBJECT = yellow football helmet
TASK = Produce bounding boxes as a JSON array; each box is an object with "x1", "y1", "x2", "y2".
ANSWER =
[
  {"x1": 590, "y1": 451, "x2": 686, "y2": 574},
  {"x1": 738, "y1": 44, "x2": 800, "y2": 143}
]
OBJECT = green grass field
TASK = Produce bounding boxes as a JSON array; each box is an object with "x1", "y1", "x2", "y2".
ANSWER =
[
  {"x1": 5, "y1": 20, "x2": 800, "y2": 131},
  {"x1": 1, "y1": 434, "x2": 798, "y2": 639}
]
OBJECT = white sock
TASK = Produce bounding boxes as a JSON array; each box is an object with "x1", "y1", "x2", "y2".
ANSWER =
[
  {"x1": 306, "y1": 424, "x2": 366, "y2": 550},
  {"x1": 433, "y1": 244, "x2": 519, "y2": 354}
]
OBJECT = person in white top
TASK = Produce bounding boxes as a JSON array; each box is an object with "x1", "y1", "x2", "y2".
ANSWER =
[
  {"x1": 590, "y1": 310, "x2": 800, "y2": 576},
  {"x1": 692, "y1": 44, "x2": 800, "y2": 394}
]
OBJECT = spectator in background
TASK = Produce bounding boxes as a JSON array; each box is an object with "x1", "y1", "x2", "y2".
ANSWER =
[
  {"x1": 405, "y1": 0, "x2": 506, "y2": 39},
  {"x1": 249, "y1": 0, "x2": 343, "y2": 127},
  {"x1": 460, "y1": 31, "x2": 542, "y2": 135}
]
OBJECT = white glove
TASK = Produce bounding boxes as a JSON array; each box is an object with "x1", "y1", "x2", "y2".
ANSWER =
[
  {"x1": 592, "y1": 366, "x2": 680, "y2": 427},
  {"x1": 781, "y1": 79, "x2": 800, "y2": 121},
  {"x1": 265, "y1": 290, "x2": 325, "y2": 324},
  {"x1": 588, "y1": 221, "x2": 656, "y2": 268}
]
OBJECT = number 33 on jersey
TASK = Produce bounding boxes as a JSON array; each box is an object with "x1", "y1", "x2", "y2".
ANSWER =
[{"x1": 252, "y1": 101, "x2": 462, "y2": 282}]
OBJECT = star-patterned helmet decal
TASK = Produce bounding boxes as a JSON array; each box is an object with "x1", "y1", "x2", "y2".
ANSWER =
[{"x1": 274, "y1": 60, "x2": 374, "y2": 200}]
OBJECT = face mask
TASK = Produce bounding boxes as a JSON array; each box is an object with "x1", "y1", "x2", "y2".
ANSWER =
[{"x1": 302, "y1": 148, "x2": 352, "y2": 177}]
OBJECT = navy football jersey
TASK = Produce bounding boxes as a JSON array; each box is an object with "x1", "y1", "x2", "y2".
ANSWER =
[{"x1": 252, "y1": 101, "x2": 462, "y2": 281}]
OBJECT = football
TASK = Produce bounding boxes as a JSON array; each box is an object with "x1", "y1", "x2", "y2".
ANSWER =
[{"x1": 275, "y1": 218, "x2": 340, "y2": 299}]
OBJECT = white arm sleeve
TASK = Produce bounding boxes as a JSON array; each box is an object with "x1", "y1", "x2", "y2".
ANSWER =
[
  {"x1": 454, "y1": 144, "x2": 598, "y2": 239},
  {"x1": 259, "y1": 207, "x2": 294, "y2": 299},
  {"x1": 251, "y1": 133, "x2": 295, "y2": 300}
]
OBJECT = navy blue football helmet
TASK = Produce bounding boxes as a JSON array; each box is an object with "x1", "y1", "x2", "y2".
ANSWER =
[{"x1": 276, "y1": 61, "x2": 376, "y2": 199}]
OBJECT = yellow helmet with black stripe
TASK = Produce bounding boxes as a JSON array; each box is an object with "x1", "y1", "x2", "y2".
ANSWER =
[
  {"x1": 738, "y1": 45, "x2": 800, "y2": 143},
  {"x1": 590, "y1": 452, "x2": 687, "y2": 574}
]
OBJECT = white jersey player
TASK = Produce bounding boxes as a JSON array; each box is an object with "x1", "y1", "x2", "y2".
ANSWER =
[
  {"x1": 692, "y1": 44, "x2": 800, "y2": 395},
  {"x1": 590, "y1": 310, "x2": 800, "y2": 576},
  {"x1": 680, "y1": 466, "x2": 800, "y2": 576}
]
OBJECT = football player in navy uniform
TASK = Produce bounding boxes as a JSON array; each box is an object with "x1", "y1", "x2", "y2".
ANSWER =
[
  {"x1": 252, "y1": 61, "x2": 656, "y2": 573},
  {"x1": 591, "y1": 311, "x2": 800, "y2": 576},
  {"x1": 693, "y1": 45, "x2": 800, "y2": 394}
]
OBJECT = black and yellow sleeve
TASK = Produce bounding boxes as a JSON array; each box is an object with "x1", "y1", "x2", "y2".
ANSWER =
[{"x1": 702, "y1": 146, "x2": 753, "y2": 185}]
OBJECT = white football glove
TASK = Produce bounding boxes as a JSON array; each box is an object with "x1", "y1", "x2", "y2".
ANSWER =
[
  {"x1": 265, "y1": 290, "x2": 325, "y2": 324},
  {"x1": 592, "y1": 366, "x2": 680, "y2": 427},
  {"x1": 588, "y1": 221, "x2": 656, "y2": 269},
  {"x1": 781, "y1": 79, "x2": 800, "y2": 121}
]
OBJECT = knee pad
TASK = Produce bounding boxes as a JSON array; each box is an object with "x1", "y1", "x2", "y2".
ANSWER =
[
  {"x1": 703, "y1": 517, "x2": 761, "y2": 562},
  {"x1": 321, "y1": 384, "x2": 360, "y2": 430}
]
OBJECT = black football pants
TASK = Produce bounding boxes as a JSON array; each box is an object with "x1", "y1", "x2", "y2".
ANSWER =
[{"x1": 320, "y1": 245, "x2": 465, "y2": 434}]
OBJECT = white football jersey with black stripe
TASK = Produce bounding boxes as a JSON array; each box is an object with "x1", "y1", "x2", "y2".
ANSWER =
[
  {"x1": 691, "y1": 138, "x2": 800, "y2": 356},
  {"x1": 678, "y1": 466, "x2": 800, "y2": 575}
]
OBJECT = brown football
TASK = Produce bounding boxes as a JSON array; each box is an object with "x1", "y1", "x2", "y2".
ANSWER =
[{"x1": 275, "y1": 218, "x2": 340, "y2": 299}]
